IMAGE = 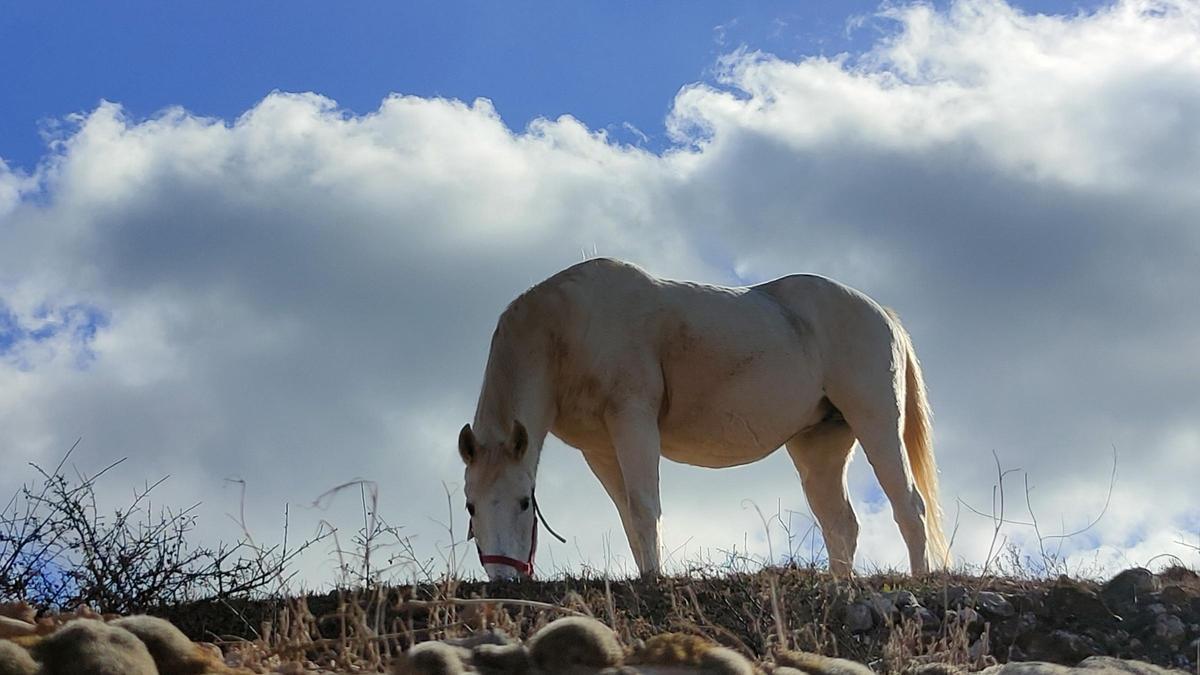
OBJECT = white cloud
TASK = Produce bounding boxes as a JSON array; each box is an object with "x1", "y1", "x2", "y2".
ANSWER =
[{"x1": 2, "y1": 0, "x2": 1198, "y2": 583}]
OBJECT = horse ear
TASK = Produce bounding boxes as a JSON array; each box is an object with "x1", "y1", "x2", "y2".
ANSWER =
[
  {"x1": 509, "y1": 420, "x2": 528, "y2": 460},
  {"x1": 458, "y1": 424, "x2": 476, "y2": 464}
]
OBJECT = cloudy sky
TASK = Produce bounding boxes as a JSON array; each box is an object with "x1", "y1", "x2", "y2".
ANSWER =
[{"x1": 2, "y1": 0, "x2": 1197, "y2": 585}]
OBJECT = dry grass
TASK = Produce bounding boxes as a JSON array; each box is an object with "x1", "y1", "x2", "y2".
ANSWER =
[
  {"x1": 156, "y1": 566, "x2": 1035, "y2": 673},
  {"x1": 5, "y1": 445, "x2": 1199, "y2": 673}
]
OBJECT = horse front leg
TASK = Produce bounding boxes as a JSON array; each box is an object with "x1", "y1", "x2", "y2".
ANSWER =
[
  {"x1": 580, "y1": 450, "x2": 645, "y2": 571},
  {"x1": 604, "y1": 403, "x2": 663, "y2": 576}
]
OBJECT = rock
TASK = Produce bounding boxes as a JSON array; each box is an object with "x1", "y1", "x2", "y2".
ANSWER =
[
  {"x1": 887, "y1": 590, "x2": 918, "y2": 608},
  {"x1": 945, "y1": 607, "x2": 982, "y2": 630},
  {"x1": 905, "y1": 664, "x2": 966, "y2": 675},
  {"x1": 0, "y1": 603, "x2": 35, "y2": 624},
  {"x1": 1143, "y1": 604, "x2": 1166, "y2": 616},
  {"x1": 977, "y1": 591, "x2": 1016, "y2": 619},
  {"x1": 979, "y1": 662, "x2": 1073, "y2": 675},
  {"x1": 445, "y1": 628, "x2": 515, "y2": 648},
  {"x1": 1101, "y1": 569, "x2": 1159, "y2": 609},
  {"x1": 1056, "y1": 630, "x2": 1104, "y2": 661},
  {"x1": 394, "y1": 640, "x2": 469, "y2": 675},
  {"x1": 1048, "y1": 582, "x2": 1120, "y2": 626},
  {"x1": 1152, "y1": 613, "x2": 1185, "y2": 644},
  {"x1": 845, "y1": 602, "x2": 875, "y2": 633},
  {"x1": 980, "y1": 657, "x2": 1179, "y2": 675},
  {"x1": 944, "y1": 586, "x2": 970, "y2": 609},
  {"x1": 902, "y1": 605, "x2": 940, "y2": 630},
  {"x1": 1157, "y1": 585, "x2": 1188, "y2": 607},
  {"x1": 470, "y1": 643, "x2": 530, "y2": 675},
  {"x1": 1077, "y1": 656, "x2": 1180, "y2": 675},
  {"x1": 0, "y1": 616, "x2": 35, "y2": 640},
  {"x1": 697, "y1": 647, "x2": 757, "y2": 675},
  {"x1": 775, "y1": 651, "x2": 875, "y2": 675},
  {"x1": 111, "y1": 614, "x2": 220, "y2": 675},
  {"x1": 0, "y1": 641, "x2": 39, "y2": 675},
  {"x1": 1027, "y1": 630, "x2": 1102, "y2": 664},
  {"x1": 629, "y1": 633, "x2": 756, "y2": 675},
  {"x1": 31, "y1": 619, "x2": 158, "y2": 675},
  {"x1": 968, "y1": 636, "x2": 989, "y2": 662},
  {"x1": 526, "y1": 616, "x2": 624, "y2": 672},
  {"x1": 869, "y1": 593, "x2": 897, "y2": 621}
]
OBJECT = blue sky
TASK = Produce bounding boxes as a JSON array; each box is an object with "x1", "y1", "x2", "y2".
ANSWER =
[
  {"x1": 2, "y1": 0, "x2": 1197, "y2": 581},
  {"x1": 2, "y1": 1, "x2": 1103, "y2": 171}
]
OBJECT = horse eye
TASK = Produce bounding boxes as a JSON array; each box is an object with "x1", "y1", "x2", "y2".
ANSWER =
[
  {"x1": 519, "y1": 497, "x2": 530, "y2": 511},
  {"x1": 466, "y1": 502, "x2": 476, "y2": 516}
]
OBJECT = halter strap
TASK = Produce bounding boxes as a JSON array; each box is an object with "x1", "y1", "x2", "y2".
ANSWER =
[{"x1": 534, "y1": 493, "x2": 567, "y2": 544}]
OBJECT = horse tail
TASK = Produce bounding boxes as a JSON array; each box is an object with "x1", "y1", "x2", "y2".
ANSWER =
[{"x1": 888, "y1": 311, "x2": 950, "y2": 569}]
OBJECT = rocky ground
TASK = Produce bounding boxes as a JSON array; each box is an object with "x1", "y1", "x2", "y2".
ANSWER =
[{"x1": 3, "y1": 566, "x2": 1197, "y2": 674}]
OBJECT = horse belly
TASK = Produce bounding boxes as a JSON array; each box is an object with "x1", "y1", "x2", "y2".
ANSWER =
[{"x1": 658, "y1": 357, "x2": 822, "y2": 468}]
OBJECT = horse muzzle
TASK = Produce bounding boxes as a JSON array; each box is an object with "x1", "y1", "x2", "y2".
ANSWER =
[{"x1": 469, "y1": 518, "x2": 538, "y2": 579}]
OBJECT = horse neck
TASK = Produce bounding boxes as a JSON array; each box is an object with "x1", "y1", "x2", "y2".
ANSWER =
[{"x1": 472, "y1": 332, "x2": 554, "y2": 462}]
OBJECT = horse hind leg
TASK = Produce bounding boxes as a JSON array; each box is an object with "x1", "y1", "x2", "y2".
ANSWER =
[
  {"x1": 785, "y1": 419, "x2": 859, "y2": 576},
  {"x1": 833, "y1": 390, "x2": 931, "y2": 575}
]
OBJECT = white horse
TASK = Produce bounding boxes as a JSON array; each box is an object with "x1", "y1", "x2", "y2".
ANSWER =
[{"x1": 459, "y1": 258, "x2": 948, "y2": 580}]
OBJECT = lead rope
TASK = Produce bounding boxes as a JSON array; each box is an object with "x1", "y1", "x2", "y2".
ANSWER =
[{"x1": 532, "y1": 491, "x2": 566, "y2": 543}]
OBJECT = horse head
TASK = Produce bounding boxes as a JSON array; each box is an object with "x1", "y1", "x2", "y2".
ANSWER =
[{"x1": 459, "y1": 420, "x2": 537, "y2": 580}]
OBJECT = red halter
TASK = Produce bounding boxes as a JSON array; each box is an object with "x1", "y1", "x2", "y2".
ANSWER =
[{"x1": 468, "y1": 492, "x2": 564, "y2": 578}]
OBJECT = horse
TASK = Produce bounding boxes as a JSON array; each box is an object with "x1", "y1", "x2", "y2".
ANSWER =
[{"x1": 459, "y1": 258, "x2": 948, "y2": 580}]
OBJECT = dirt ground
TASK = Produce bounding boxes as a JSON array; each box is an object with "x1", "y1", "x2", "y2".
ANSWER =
[{"x1": 147, "y1": 565, "x2": 1200, "y2": 673}]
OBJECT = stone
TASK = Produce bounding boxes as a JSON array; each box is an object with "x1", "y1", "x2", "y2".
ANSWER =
[
  {"x1": 979, "y1": 657, "x2": 1179, "y2": 675},
  {"x1": 111, "y1": 615, "x2": 220, "y2": 675},
  {"x1": 845, "y1": 602, "x2": 875, "y2": 633},
  {"x1": 1048, "y1": 583, "x2": 1120, "y2": 626},
  {"x1": 869, "y1": 593, "x2": 897, "y2": 621},
  {"x1": 395, "y1": 641, "x2": 468, "y2": 675},
  {"x1": 0, "y1": 603, "x2": 35, "y2": 624},
  {"x1": 1017, "y1": 611, "x2": 1039, "y2": 635},
  {"x1": 0, "y1": 641, "x2": 38, "y2": 675},
  {"x1": 979, "y1": 662, "x2": 1072, "y2": 675},
  {"x1": 1152, "y1": 613, "x2": 1185, "y2": 644},
  {"x1": 32, "y1": 619, "x2": 158, "y2": 675},
  {"x1": 1101, "y1": 569, "x2": 1159, "y2": 609},
  {"x1": 1027, "y1": 630, "x2": 1102, "y2": 664},
  {"x1": 945, "y1": 607, "x2": 982, "y2": 630},
  {"x1": 775, "y1": 651, "x2": 875, "y2": 675},
  {"x1": 945, "y1": 586, "x2": 970, "y2": 609},
  {"x1": 1077, "y1": 656, "x2": 1180, "y2": 675},
  {"x1": 902, "y1": 605, "x2": 940, "y2": 630},
  {"x1": 1157, "y1": 585, "x2": 1188, "y2": 607},
  {"x1": 887, "y1": 590, "x2": 918, "y2": 608},
  {"x1": 445, "y1": 628, "x2": 515, "y2": 648},
  {"x1": 0, "y1": 616, "x2": 35, "y2": 640},
  {"x1": 977, "y1": 591, "x2": 1016, "y2": 619},
  {"x1": 968, "y1": 637, "x2": 989, "y2": 661}
]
